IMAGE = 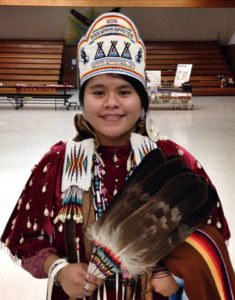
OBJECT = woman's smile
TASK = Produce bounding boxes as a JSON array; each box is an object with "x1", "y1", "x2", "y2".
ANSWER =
[{"x1": 100, "y1": 114, "x2": 125, "y2": 122}]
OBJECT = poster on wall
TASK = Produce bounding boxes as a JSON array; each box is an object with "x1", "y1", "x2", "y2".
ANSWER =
[
  {"x1": 146, "y1": 70, "x2": 161, "y2": 87},
  {"x1": 174, "y1": 64, "x2": 192, "y2": 87}
]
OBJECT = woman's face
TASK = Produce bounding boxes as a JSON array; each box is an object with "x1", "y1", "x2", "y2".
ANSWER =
[{"x1": 83, "y1": 74, "x2": 142, "y2": 146}]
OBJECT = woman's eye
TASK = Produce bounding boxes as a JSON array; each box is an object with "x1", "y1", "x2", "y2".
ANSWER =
[
  {"x1": 93, "y1": 91, "x2": 104, "y2": 96},
  {"x1": 120, "y1": 90, "x2": 131, "y2": 96}
]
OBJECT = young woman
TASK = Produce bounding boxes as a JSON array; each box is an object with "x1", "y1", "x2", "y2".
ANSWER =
[{"x1": 1, "y1": 12, "x2": 234, "y2": 300}]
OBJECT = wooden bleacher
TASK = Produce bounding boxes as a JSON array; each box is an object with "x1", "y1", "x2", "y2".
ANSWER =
[
  {"x1": 0, "y1": 40, "x2": 63, "y2": 87},
  {"x1": 0, "y1": 40, "x2": 75, "y2": 109},
  {"x1": 145, "y1": 41, "x2": 235, "y2": 96}
]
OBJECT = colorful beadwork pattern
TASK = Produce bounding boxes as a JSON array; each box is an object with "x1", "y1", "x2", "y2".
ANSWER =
[
  {"x1": 130, "y1": 133, "x2": 157, "y2": 166},
  {"x1": 58, "y1": 186, "x2": 83, "y2": 223},
  {"x1": 62, "y1": 139, "x2": 95, "y2": 192},
  {"x1": 92, "y1": 154, "x2": 107, "y2": 218},
  {"x1": 59, "y1": 139, "x2": 95, "y2": 224},
  {"x1": 88, "y1": 242, "x2": 121, "y2": 278},
  {"x1": 65, "y1": 144, "x2": 89, "y2": 182}
]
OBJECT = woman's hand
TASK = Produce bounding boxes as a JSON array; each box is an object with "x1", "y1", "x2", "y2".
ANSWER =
[
  {"x1": 151, "y1": 272, "x2": 180, "y2": 297},
  {"x1": 57, "y1": 262, "x2": 104, "y2": 298}
]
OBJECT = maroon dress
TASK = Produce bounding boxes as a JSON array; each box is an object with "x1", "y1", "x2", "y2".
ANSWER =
[{"x1": 0, "y1": 138, "x2": 230, "y2": 299}]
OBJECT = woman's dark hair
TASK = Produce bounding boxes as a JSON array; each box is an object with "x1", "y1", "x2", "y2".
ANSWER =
[{"x1": 79, "y1": 73, "x2": 149, "y2": 112}]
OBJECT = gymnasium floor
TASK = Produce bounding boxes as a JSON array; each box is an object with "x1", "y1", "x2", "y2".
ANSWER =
[{"x1": 0, "y1": 95, "x2": 235, "y2": 299}]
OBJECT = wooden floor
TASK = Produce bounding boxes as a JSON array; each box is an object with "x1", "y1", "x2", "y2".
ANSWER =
[{"x1": 0, "y1": 96, "x2": 235, "y2": 299}]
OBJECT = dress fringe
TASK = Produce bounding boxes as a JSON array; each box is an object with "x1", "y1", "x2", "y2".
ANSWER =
[{"x1": 0, "y1": 240, "x2": 22, "y2": 266}]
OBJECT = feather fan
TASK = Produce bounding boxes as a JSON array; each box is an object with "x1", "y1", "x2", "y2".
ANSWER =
[
  {"x1": 86, "y1": 149, "x2": 217, "y2": 278},
  {"x1": 97, "y1": 149, "x2": 192, "y2": 228}
]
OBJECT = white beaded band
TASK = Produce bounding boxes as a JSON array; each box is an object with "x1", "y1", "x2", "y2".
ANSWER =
[{"x1": 46, "y1": 258, "x2": 69, "y2": 300}]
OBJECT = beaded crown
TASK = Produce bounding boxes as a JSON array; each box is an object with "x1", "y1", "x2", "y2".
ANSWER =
[{"x1": 77, "y1": 12, "x2": 146, "y2": 87}]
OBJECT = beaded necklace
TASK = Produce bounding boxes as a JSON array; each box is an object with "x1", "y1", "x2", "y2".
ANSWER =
[
  {"x1": 91, "y1": 148, "x2": 135, "y2": 220},
  {"x1": 91, "y1": 148, "x2": 138, "y2": 291}
]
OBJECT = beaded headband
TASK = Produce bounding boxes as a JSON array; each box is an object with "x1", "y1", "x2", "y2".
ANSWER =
[{"x1": 77, "y1": 12, "x2": 146, "y2": 87}]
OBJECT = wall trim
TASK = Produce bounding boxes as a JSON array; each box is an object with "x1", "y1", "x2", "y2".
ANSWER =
[{"x1": 1, "y1": 0, "x2": 235, "y2": 7}]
